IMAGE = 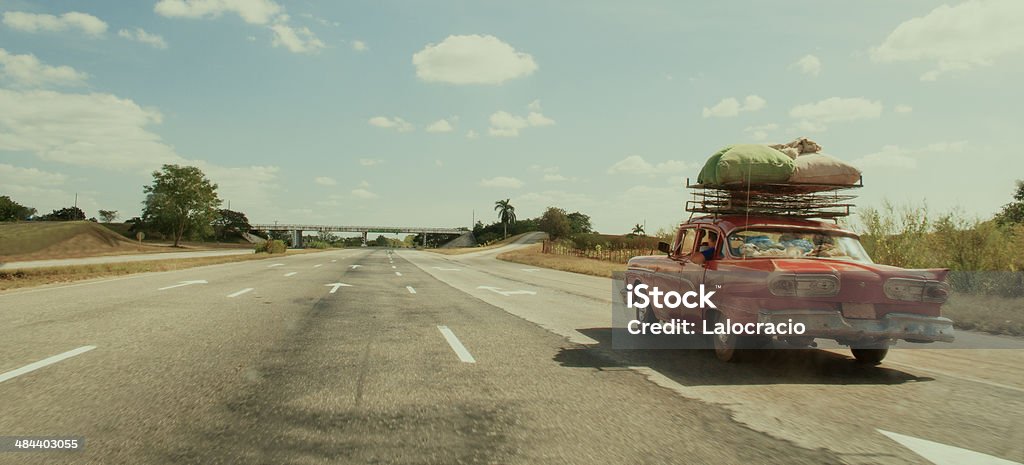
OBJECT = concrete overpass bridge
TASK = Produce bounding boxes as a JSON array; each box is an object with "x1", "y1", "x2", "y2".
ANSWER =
[{"x1": 250, "y1": 224, "x2": 469, "y2": 247}]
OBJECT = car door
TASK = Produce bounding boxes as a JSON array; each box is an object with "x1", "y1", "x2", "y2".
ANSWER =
[{"x1": 653, "y1": 227, "x2": 701, "y2": 323}]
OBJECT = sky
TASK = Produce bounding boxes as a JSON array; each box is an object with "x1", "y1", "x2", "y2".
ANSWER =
[{"x1": 1, "y1": 0, "x2": 1022, "y2": 234}]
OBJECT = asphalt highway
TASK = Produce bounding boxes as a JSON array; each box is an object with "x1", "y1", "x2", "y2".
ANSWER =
[{"x1": 0, "y1": 237, "x2": 1021, "y2": 464}]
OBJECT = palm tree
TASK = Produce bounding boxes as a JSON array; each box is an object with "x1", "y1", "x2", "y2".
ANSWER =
[
  {"x1": 494, "y1": 199, "x2": 517, "y2": 239},
  {"x1": 632, "y1": 223, "x2": 645, "y2": 236}
]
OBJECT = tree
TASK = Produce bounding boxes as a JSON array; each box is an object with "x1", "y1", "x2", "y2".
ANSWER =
[
  {"x1": 996, "y1": 180, "x2": 1024, "y2": 225},
  {"x1": 39, "y1": 206, "x2": 86, "y2": 221},
  {"x1": 539, "y1": 207, "x2": 571, "y2": 239},
  {"x1": 212, "y1": 209, "x2": 251, "y2": 240},
  {"x1": 142, "y1": 164, "x2": 221, "y2": 247},
  {"x1": 632, "y1": 223, "x2": 646, "y2": 236},
  {"x1": 98, "y1": 210, "x2": 119, "y2": 223},
  {"x1": 0, "y1": 196, "x2": 36, "y2": 221},
  {"x1": 494, "y1": 198, "x2": 517, "y2": 239},
  {"x1": 567, "y1": 212, "x2": 593, "y2": 234}
]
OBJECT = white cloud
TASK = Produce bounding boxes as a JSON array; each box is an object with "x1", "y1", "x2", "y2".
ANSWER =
[
  {"x1": 479, "y1": 176, "x2": 524, "y2": 189},
  {"x1": 465, "y1": 130, "x2": 479, "y2": 139},
  {"x1": 368, "y1": 116, "x2": 413, "y2": 132},
  {"x1": 118, "y1": 28, "x2": 169, "y2": 49},
  {"x1": 0, "y1": 163, "x2": 67, "y2": 186},
  {"x1": 270, "y1": 22, "x2": 324, "y2": 54},
  {"x1": 351, "y1": 40, "x2": 367, "y2": 52},
  {"x1": 894, "y1": 104, "x2": 913, "y2": 114},
  {"x1": 607, "y1": 155, "x2": 689, "y2": 175},
  {"x1": 435, "y1": 160, "x2": 443, "y2": 167},
  {"x1": 794, "y1": 54, "x2": 821, "y2": 76},
  {"x1": 425, "y1": 119, "x2": 454, "y2": 133},
  {"x1": 413, "y1": 34, "x2": 537, "y2": 85},
  {"x1": 543, "y1": 174, "x2": 568, "y2": 182},
  {"x1": 870, "y1": 0, "x2": 1024, "y2": 81},
  {"x1": 2, "y1": 11, "x2": 107, "y2": 36},
  {"x1": 351, "y1": 188, "x2": 378, "y2": 199},
  {"x1": 702, "y1": 95, "x2": 766, "y2": 118},
  {"x1": 0, "y1": 88, "x2": 176, "y2": 169},
  {"x1": 314, "y1": 176, "x2": 336, "y2": 186},
  {"x1": 155, "y1": 0, "x2": 323, "y2": 55},
  {"x1": 359, "y1": 158, "x2": 383, "y2": 166},
  {"x1": 743, "y1": 123, "x2": 779, "y2": 141},
  {"x1": 0, "y1": 48, "x2": 88, "y2": 88},
  {"x1": 789, "y1": 97, "x2": 883, "y2": 131},
  {"x1": 0, "y1": 87, "x2": 282, "y2": 219},
  {"x1": 488, "y1": 101, "x2": 556, "y2": 137},
  {"x1": 852, "y1": 141, "x2": 967, "y2": 169},
  {"x1": 154, "y1": 0, "x2": 282, "y2": 24}
]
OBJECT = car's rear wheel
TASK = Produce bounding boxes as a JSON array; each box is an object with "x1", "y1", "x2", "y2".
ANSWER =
[
  {"x1": 851, "y1": 347, "x2": 888, "y2": 365},
  {"x1": 710, "y1": 311, "x2": 768, "y2": 362}
]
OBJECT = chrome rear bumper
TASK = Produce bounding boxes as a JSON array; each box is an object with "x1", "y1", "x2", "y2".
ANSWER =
[{"x1": 758, "y1": 310, "x2": 955, "y2": 343}]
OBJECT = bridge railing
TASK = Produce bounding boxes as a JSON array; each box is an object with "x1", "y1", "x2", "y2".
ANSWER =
[{"x1": 250, "y1": 224, "x2": 468, "y2": 234}]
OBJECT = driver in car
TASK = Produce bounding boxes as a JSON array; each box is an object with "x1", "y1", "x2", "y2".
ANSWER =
[{"x1": 691, "y1": 231, "x2": 718, "y2": 265}]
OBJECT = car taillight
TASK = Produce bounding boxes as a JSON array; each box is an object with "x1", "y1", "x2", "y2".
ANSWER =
[
  {"x1": 883, "y1": 278, "x2": 950, "y2": 303},
  {"x1": 769, "y1": 274, "x2": 839, "y2": 297}
]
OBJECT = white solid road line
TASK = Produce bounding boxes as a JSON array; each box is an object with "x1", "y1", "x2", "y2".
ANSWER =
[
  {"x1": 0, "y1": 346, "x2": 97, "y2": 384},
  {"x1": 886, "y1": 360, "x2": 1024, "y2": 394},
  {"x1": 313, "y1": 264, "x2": 323, "y2": 268},
  {"x1": 227, "y1": 288, "x2": 254, "y2": 298},
  {"x1": 284, "y1": 272, "x2": 298, "y2": 277},
  {"x1": 395, "y1": 272, "x2": 402, "y2": 276},
  {"x1": 878, "y1": 429, "x2": 1023, "y2": 465},
  {"x1": 477, "y1": 285, "x2": 536, "y2": 296},
  {"x1": 268, "y1": 263, "x2": 284, "y2": 268},
  {"x1": 158, "y1": 280, "x2": 207, "y2": 291},
  {"x1": 437, "y1": 326, "x2": 475, "y2": 363},
  {"x1": 406, "y1": 286, "x2": 417, "y2": 294}
]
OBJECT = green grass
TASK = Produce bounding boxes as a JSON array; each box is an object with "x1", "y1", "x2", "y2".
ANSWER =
[{"x1": 0, "y1": 221, "x2": 120, "y2": 257}]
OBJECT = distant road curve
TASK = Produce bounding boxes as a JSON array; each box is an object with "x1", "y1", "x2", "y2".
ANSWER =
[{"x1": 0, "y1": 249, "x2": 254, "y2": 270}]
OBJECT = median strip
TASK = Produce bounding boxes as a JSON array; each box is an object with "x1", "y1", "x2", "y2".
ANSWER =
[
  {"x1": 437, "y1": 326, "x2": 475, "y2": 363},
  {"x1": 0, "y1": 346, "x2": 96, "y2": 384}
]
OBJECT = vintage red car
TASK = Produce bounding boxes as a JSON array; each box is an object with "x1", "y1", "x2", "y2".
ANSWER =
[{"x1": 624, "y1": 215, "x2": 954, "y2": 364}]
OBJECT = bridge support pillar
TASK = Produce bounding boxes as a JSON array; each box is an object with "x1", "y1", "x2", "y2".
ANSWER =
[
  {"x1": 422, "y1": 232, "x2": 427, "y2": 247},
  {"x1": 292, "y1": 230, "x2": 303, "y2": 248},
  {"x1": 362, "y1": 231, "x2": 368, "y2": 246}
]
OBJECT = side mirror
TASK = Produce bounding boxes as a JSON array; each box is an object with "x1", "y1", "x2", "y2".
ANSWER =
[{"x1": 657, "y1": 241, "x2": 671, "y2": 254}]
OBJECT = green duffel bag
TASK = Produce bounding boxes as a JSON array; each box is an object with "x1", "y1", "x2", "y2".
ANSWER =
[
  {"x1": 697, "y1": 146, "x2": 732, "y2": 185},
  {"x1": 714, "y1": 144, "x2": 795, "y2": 185}
]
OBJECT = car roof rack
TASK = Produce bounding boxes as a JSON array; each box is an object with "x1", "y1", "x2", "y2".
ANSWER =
[{"x1": 685, "y1": 177, "x2": 862, "y2": 221}]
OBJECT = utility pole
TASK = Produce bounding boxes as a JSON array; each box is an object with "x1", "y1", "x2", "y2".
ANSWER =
[{"x1": 74, "y1": 193, "x2": 78, "y2": 209}]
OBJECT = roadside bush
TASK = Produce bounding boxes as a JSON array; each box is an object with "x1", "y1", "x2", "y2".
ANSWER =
[
  {"x1": 254, "y1": 239, "x2": 286, "y2": 254},
  {"x1": 306, "y1": 240, "x2": 329, "y2": 249}
]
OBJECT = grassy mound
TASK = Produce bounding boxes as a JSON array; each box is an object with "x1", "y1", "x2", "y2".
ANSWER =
[{"x1": 0, "y1": 221, "x2": 166, "y2": 261}]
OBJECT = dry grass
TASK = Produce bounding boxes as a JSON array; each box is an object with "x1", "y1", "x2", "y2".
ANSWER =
[
  {"x1": 429, "y1": 233, "x2": 530, "y2": 255},
  {"x1": 497, "y1": 243, "x2": 626, "y2": 278},
  {"x1": 0, "y1": 249, "x2": 323, "y2": 292},
  {"x1": 942, "y1": 294, "x2": 1024, "y2": 336}
]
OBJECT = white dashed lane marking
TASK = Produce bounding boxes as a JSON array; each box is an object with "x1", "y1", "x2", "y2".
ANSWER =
[
  {"x1": 0, "y1": 346, "x2": 97, "y2": 384},
  {"x1": 437, "y1": 326, "x2": 475, "y2": 363},
  {"x1": 227, "y1": 288, "x2": 254, "y2": 298}
]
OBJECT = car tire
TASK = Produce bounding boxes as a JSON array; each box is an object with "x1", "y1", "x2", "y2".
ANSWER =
[
  {"x1": 711, "y1": 311, "x2": 744, "y2": 362},
  {"x1": 635, "y1": 282, "x2": 658, "y2": 324},
  {"x1": 851, "y1": 348, "x2": 888, "y2": 365}
]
